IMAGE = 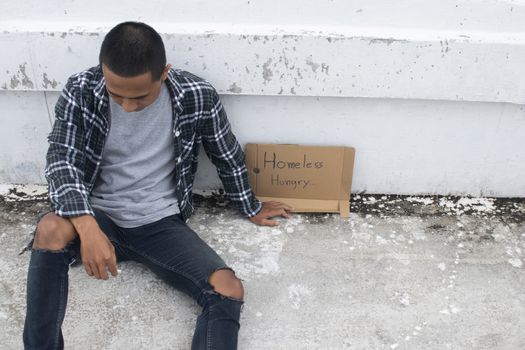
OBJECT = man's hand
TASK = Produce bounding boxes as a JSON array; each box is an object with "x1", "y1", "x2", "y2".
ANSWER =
[
  {"x1": 249, "y1": 201, "x2": 293, "y2": 226},
  {"x1": 70, "y1": 215, "x2": 118, "y2": 280}
]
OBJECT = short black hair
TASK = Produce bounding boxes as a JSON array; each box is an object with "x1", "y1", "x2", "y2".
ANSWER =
[{"x1": 99, "y1": 21, "x2": 166, "y2": 81}]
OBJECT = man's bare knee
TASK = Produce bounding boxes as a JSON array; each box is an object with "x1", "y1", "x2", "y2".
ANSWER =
[
  {"x1": 33, "y1": 213, "x2": 77, "y2": 251},
  {"x1": 208, "y1": 269, "x2": 244, "y2": 300}
]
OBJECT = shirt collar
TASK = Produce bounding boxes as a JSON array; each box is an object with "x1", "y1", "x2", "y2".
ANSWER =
[
  {"x1": 165, "y1": 68, "x2": 184, "y2": 117},
  {"x1": 93, "y1": 66, "x2": 109, "y2": 117}
]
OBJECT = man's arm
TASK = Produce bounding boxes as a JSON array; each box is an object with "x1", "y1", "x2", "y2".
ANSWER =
[
  {"x1": 45, "y1": 76, "x2": 94, "y2": 218},
  {"x1": 46, "y1": 76, "x2": 117, "y2": 279},
  {"x1": 200, "y1": 90, "x2": 292, "y2": 226}
]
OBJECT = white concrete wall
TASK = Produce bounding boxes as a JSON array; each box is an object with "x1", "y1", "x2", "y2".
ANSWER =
[{"x1": 1, "y1": 0, "x2": 525, "y2": 196}]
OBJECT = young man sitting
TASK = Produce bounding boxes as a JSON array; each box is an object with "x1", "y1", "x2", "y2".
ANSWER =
[{"x1": 23, "y1": 21, "x2": 291, "y2": 350}]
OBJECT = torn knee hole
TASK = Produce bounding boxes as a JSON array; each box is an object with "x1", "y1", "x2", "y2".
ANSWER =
[
  {"x1": 209, "y1": 289, "x2": 244, "y2": 302},
  {"x1": 32, "y1": 230, "x2": 76, "y2": 251},
  {"x1": 31, "y1": 238, "x2": 76, "y2": 253},
  {"x1": 32, "y1": 240, "x2": 69, "y2": 252},
  {"x1": 30, "y1": 245, "x2": 69, "y2": 253},
  {"x1": 209, "y1": 278, "x2": 244, "y2": 300},
  {"x1": 32, "y1": 248, "x2": 66, "y2": 253},
  {"x1": 216, "y1": 287, "x2": 244, "y2": 300},
  {"x1": 206, "y1": 267, "x2": 245, "y2": 300}
]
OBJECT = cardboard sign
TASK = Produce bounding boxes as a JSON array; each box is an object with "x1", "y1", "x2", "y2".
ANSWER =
[{"x1": 245, "y1": 143, "x2": 355, "y2": 217}]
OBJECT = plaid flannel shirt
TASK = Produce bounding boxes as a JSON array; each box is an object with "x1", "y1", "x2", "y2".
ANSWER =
[{"x1": 45, "y1": 65, "x2": 262, "y2": 221}]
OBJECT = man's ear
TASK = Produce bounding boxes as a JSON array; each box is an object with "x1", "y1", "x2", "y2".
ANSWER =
[{"x1": 161, "y1": 64, "x2": 172, "y2": 81}]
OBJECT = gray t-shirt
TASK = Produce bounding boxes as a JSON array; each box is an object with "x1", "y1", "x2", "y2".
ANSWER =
[{"x1": 90, "y1": 84, "x2": 180, "y2": 228}]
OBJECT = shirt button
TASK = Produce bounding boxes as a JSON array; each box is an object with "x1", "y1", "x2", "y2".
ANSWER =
[{"x1": 175, "y1": 130, "x2": 180, "y2": 137}]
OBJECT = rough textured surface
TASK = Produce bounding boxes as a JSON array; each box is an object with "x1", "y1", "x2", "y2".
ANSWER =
[{"x1": 1, "y1": 190, "x2": 525, "y2": 349}]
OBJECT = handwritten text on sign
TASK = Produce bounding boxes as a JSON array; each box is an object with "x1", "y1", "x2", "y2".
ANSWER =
[{"x1": 263, "y1": 152, "x2": 324, "y2": 190}]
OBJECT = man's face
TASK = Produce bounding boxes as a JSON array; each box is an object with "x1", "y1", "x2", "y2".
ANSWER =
[{"x1": 102, "y1": 64, "x2": 170, "y2": 112}]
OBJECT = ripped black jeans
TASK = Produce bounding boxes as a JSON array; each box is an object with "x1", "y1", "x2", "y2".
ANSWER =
[{"x1": 23, "y1": 209, "x2": 244, "y2": 350}]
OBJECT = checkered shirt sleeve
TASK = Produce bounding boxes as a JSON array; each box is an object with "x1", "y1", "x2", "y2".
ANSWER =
[
  {"x1": 201, "y1": 91, "x2": 262, "y2": 217},
  {"x1": 44, "y1": 77, "x2": 95, "y2": 218}
]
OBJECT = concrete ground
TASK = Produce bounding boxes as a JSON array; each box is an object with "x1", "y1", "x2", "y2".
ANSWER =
[{"x1": 1, "y1": 187, "x2": 525, "y2": 349}]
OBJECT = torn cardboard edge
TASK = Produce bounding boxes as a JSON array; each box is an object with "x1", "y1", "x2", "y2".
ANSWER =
[{"x1": 245, "y1": 143, "x2": 356, "y2": 218}]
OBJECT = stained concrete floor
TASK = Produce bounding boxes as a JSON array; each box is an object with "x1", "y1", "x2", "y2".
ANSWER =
[{"x1": 1, "y1": 188, "x2": 525, "y2": 349}]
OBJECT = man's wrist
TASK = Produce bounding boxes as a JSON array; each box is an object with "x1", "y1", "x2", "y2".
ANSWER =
[
  {"x1": 69, "y1": 214, "x2": 98, "y2": 238},
  {"x1": 246, "y1": 200, "x2": 263, "y2": 218}
]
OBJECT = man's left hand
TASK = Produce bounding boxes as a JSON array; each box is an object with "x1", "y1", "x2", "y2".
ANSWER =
[{"x1": 249, "y1": 201, "x2": 293, "y2": 226}]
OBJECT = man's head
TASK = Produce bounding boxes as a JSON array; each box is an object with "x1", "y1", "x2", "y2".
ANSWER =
[{"x1": 99, "y1": 21, "x2": 171, "y2": 112}]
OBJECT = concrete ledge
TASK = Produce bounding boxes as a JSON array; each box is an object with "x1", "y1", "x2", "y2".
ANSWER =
[
  {"x1": 1, "y1": 22, "x2": 524, "y2": 104},
  {"x1": 2, "y1": 92, "x2": 525, "y2": 196}
]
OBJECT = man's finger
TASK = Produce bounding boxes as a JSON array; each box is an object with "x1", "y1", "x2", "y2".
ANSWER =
[
  {"x1": 91, "y1": 262, "x2": 102, "y2": 279},
  {"x1": 107, "y1": 242, "x2": 118, "y2": 277},
  {"x1": 280, "y1": 203, "x2": 293, "y2": 211},
  {"x1": 261, "y1": 218, "x2": 279, "y2": 226},
  {"x1": 266, "y1": 208, "x2": 288, "y2": 218},
  {"x1": 108, "y1": 256, "x2": 118, "y2": 277},
  {"x1": 84, "y1": 262, "x2": 94, "y2": 277},
  {"x1": 96, "y1": 261, "x2": 109, "y2": 280},
  {"x1": 271, "y1": 208, "x2": 289, "y2": 218}
]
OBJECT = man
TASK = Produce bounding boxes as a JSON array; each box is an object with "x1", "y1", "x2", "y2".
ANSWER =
[{"x1": 23, "y1": 21, "x2": 291, "y2": 350}]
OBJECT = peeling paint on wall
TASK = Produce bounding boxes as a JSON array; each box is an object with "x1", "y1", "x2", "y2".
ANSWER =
[
  {"x1": 9, "y1": 63, "x2": 34, "y2": 89},
  {"x1": 262, "y1": 58, "x2": 273, "y2": 82},
  {"x1": 369, "y1": 38, "x2": 409, "y2": 46},
  {"x1": 228, "y1": 82, "x2": 242, "y2": 93},
  {"x1": 305, "y1": 55, "x2": 319, "y2": 73},
  {"x1": 1, "y1": 29, "x2": 523, "y2": 103},
  {"x1": 42, "y1": 73, "x2": 58, "y2": 89},
  {"x1": 9, "y1": 76, "x2": 19, "y2": 89}
]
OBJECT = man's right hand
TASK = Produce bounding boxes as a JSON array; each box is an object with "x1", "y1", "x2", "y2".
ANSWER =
[{"x1": 69, "y1": 215, "x2": 118, "y2": 280}]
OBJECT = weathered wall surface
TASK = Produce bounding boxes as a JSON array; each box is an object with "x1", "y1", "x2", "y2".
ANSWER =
[{"x1": 1, "y1": 0, "x2": 525, "y2": 196}]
